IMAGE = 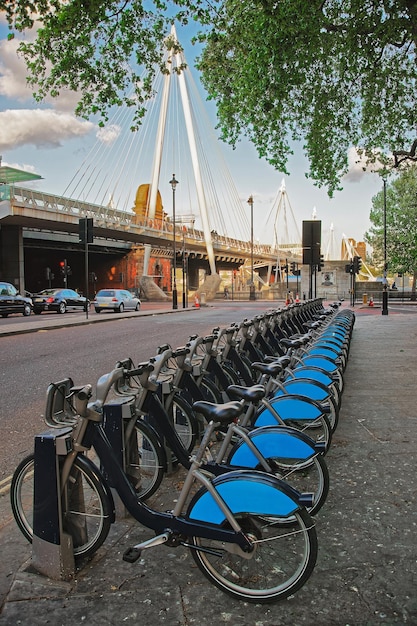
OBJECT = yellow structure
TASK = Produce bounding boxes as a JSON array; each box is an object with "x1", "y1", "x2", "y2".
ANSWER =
[{"x1": 132, "y1": 184, "x2": 164, "y2": 226}]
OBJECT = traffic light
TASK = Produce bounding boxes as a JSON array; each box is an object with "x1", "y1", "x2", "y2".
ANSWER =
[
  {"x1": 59, "y1": 260, "x2": 72, "y2": 277},
  {"x1": 319, "y1": 254, "x2": 325, "y2": 270},
  {"x1": 345, "y1": 262, "x2": 353, "y2": 274},
  {"x1": 353, "y1": 255, "x2": 362, "y2": 274},
  {"x1": 281, "y1": 263, "x2": 288, "y2": 273},
  {"x1": 79, "y1": 217, "x2": 94, "y2": 244},
  {"x1": 290, "y1": 262, "x2": 296, "y2": 273}
]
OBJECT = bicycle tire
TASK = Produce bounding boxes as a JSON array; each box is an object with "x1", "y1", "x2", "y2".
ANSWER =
[
  {"x1": 264, "y1": 454, "x2": 329, "y2": 517},
  {"x1": 220, "y1": 362, "x2": 241, "y2": 386},
  {"x1": 188, "y1": 508, "x2": 317, "y2": 603},
  {"x1": 226, "y1": 435, "x2": 329, "y2": 516},
  {"x1": 11, "y1": 453, "x2": 112, "y2": 559},
  {"x1": 166, "y1": 394, "x2": 199, "y2": 453},
  {"x1": 199, "y1": 375, "x2": 222, "y2": 403},
  {"x1": 125, "y1": 419, "x2": 166, "y2": 500},
  {"x1": 284, "y1": 414, "x2": 332, "y2": 452}
]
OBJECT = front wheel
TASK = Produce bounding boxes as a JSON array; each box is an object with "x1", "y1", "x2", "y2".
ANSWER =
[
  {"x1": 10, "y1": 454, "x2": 112, "y2": 559},
  {"x1": 125, "y1": 420, "x2": 166, "y2": 500},
  {"x1": 165, "y1": 394, "x2": 199, "y2": 453},
  {"x1": 23, "y1": 304, "x2": 31, "y2": 316},
  {"x1": 189, "y1": 508, "x2": 317, "y2": 603}
]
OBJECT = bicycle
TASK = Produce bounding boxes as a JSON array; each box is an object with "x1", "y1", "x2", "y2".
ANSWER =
[
  {"x1": 12, "y1": 358, "x2": 328, "y2": 552},
  {"x1": 12, "y1": 381, "x2": 318, "y2": 603}
]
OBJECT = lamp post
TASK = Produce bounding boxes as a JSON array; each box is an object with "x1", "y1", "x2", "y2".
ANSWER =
[
  {"x1": 382, "y1": 176, "x2": 389, "y2": 316},
  {"x1": 247, "y1": 195, "x2": 256, "y2": 300},
  {"x1": 182, "y1": 226, "x2": 187, "y2": 308},
  {"x1": 170, "y1": 174, "x2": 178, "y2": 309}
]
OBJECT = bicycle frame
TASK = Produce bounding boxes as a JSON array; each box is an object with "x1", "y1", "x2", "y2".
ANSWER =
[{"x1": 61, "y1": 393, "x2": 309, "y2": 551}]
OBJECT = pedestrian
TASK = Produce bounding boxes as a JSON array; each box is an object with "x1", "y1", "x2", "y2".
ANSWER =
[{"x1": 224, "y1": 287, "x2": 229, "y2": 299}]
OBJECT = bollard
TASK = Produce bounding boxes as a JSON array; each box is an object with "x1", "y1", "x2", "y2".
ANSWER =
[
  {"x1": 200, "y1": 292, "x2": 206, "y2": 306},
  {"x1": 363, "y1": 293, "x2": 368, "y2": 305},
  {"x1": 32, "y1": 428, "x2": 75, "y2": 580}
]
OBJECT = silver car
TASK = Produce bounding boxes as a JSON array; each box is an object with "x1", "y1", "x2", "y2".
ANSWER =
[{"x1": 93, "y1": 289, "x2": 141, "y2": 313}]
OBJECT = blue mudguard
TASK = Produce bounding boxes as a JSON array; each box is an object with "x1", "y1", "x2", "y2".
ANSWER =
[
  {"x1": 297, "y1": 355, "x2": 339, "y2": 374},
  {"x1": 187, "y1": 470, "x2": 302, "y2": 524},
  {"x1": 272, "y1": 378, "x2": 331, "y2": 403},
  {"x1": 227, "y1": 425, "x2": 317, "y2": 468},
  {"x1": 305, "y1": 346, "x2": 340, "y2": 361},
  {"x1": 254, "y1": 395, "x2": 324, "y2": 427},
  {"x1": 287, "y1": 367, "x2": 333, "y2": 387}
]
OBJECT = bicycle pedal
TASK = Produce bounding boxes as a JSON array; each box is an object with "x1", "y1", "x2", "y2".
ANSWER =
[{"x1": 123, "y1": 547, "x2": 142, "y2": 563}]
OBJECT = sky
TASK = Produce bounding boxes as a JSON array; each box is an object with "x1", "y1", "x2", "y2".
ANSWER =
[{"x1": 0, "y1": 15, "x2": 386, "y2": 257}]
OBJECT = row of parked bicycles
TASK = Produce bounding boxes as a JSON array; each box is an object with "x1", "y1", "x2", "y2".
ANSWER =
[{"x1": 11, "y1": 298, "x2": 355, "y2": 603}]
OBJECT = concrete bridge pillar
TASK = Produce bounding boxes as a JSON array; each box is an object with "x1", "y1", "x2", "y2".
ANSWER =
[
  {"x1": 187, "y1": 264, "x2": 200, "y2": 292},
  {"x1": 0, "y1": 225, "x2": 25, "y2": 292}
]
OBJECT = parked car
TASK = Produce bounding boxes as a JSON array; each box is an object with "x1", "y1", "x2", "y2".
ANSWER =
[
  {"x1": 0, "y1": 282, "x2": 32, "y2": 317},
  {"x1": 32, "y1": 288, "x2": 88, "y2": 314},
  {"x1": 93, "y1": 289, "x2": 141, "y2": 313}
]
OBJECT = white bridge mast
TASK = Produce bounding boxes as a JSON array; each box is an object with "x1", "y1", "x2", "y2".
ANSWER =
[
  {"x1": 143, "y1": 31, "x2": 174, "y2": 276},
  {"x1": 144, "y1": 25, "x2": 216, "y2": 276},
  {"x1": 174, "y1": 31, "x2": 216, "y2": 274}
]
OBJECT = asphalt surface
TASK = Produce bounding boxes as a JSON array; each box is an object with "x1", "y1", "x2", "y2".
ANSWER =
[{"x1": 0, "y1": 300, "x2": 416, "y2": 625}]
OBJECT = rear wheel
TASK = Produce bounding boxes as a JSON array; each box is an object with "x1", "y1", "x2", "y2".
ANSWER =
[
  {"x1": 265, "y1": 454, "x2": 329, "y2": 516},
  {"x1": 118, "y1": 303, "x2": 124, "y2": 313},
  {"x1": 23, "y1": 304, "x2": 31, "y2": 316},
  {"x1": 189, "y1": 508, "x2": 317, "y2": 603},
  {"x1": 58, "y1": 302, "x2": 66, "y2": 314}
]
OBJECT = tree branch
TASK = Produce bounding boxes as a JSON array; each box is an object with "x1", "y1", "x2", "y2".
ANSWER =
[{"x1": 393, "y1": 139, "x2": 417, "y2": 167}]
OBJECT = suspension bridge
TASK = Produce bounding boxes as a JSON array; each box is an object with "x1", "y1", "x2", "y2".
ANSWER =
[{"x1": 1, "y1": 26, "x2": 367, "y2": 298}]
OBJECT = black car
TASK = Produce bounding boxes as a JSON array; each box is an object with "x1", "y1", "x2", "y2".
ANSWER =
[
  {"x1": 0, "y1": 282, "x2": 32, "y2": 317},
  {"x1": 32, "y1": 288, "x2": 88, "y2": 314}
]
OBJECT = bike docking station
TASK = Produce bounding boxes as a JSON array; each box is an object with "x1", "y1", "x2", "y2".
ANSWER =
[
  {"x1": 31, "y1": 427, "x2": 76, "y2": 580},
  {"x1": 102, "y1": 396, "x2": 138, "y2": 519}
]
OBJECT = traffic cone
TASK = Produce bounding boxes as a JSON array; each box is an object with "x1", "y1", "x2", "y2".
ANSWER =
[
  {"x1": 194, "y1": 294, "x2": 200, "y2": 308},
  {"x1": 369, "y1": 296, "x2": 374, "y2": 307},
  {"x1": 295, "y1": 293, "x2": 300, "y2": 303}
]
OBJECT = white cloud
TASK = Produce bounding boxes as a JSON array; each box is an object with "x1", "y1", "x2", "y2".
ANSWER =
[
  {"x1": 96, "y1": 124, "x2": 122, "y2": 145},
  {"x1": 0, "y1": 109, "x2": 94, "y2": 150},
  {"x1": 342, "y1": 146, "x2": 388, "y2": 182},
  {"x1": 0, "y1": 37, "x2": 33, "y2": 101},
  {"x1": 0, "y1": 34, "x2": 84, "y2": 112}
]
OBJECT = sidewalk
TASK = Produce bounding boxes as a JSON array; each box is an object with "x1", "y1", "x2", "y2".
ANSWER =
[{"x1": 1, "y1": 305, "x2": 416, "y2": 625}]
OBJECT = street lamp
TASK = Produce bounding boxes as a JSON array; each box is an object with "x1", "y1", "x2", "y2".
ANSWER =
[
  {"x1": 247, "y1": 195, "x2": 255, "y2": 300},
  {"x1": 382, "y1": 175, "x2": 388, "y2": 316},
  {"x1": 182, "y1": 225, "x2": 187, "y2": 308},
  {"x1": 170, "y1": 174, "x2": 178, "y2": 309}
]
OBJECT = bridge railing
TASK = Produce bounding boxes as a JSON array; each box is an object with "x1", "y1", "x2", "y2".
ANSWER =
[{"x1": 10, "y1": 185, "x2": 289, "y2": 260}]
